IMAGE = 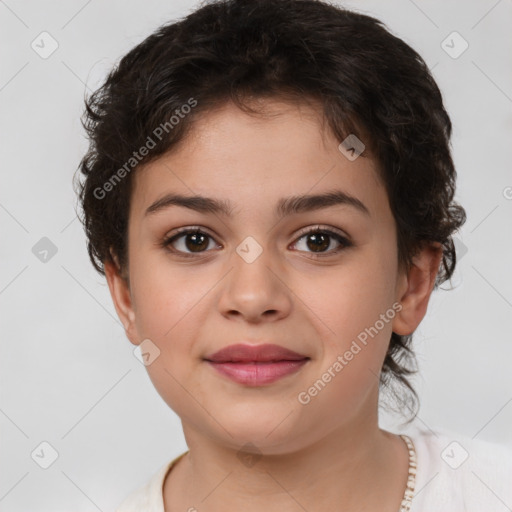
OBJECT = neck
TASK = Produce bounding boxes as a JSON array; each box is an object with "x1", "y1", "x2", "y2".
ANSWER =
[{"x1": 164, "y1": 419, "x2": 410, "y2": 512}]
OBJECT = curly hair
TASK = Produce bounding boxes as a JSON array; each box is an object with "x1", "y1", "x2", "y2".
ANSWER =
[{"x1": 75, "y1": 0, "x2": 466, "y2": 420}]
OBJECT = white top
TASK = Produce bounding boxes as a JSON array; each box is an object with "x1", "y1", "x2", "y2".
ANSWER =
[{"x1": 115, "y1": 428, "x2": 512, "y2": 512}]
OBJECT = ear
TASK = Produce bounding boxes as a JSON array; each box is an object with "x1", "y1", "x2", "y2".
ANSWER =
[
  {"x1": 392, "y1": 242, "x2": 444, "y2": 336},
  {"x1": 104, "y1": 253, "x2": 139, "y2": 346}
]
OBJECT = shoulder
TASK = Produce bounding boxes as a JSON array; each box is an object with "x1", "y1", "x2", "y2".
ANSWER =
[
  {"x1": 406, "y1": 427, "x2": 512, "y2": 512},
  {"x1": 115, "y1": 453, "x2": 187, "y2": 512}
]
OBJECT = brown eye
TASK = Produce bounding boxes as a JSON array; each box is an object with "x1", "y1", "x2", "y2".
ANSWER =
[
  {"x1": 304, "y1": 232, "x2": 330, "y2": 252},
  {"x1": 163, "y1": 229, "x2": 219, "y2": 256},
  {"x1": 182, "y1": 232, "x2": 209, "y2": 252},
  {"x1": 292, "y1": 227, "x2": 352, "y2": 257}
]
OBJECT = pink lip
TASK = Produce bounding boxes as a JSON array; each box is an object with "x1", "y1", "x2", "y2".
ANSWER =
[{"x1": 205, "y1": 343, "x2": 309, "y2": 386}]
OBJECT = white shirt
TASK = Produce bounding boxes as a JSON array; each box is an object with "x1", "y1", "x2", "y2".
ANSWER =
[{"x1": 115, "y1": 428, "x2": 512, "y2": 512}]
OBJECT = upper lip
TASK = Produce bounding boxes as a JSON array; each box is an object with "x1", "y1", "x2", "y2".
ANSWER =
[{"x1": 205, "y1": 343, "x2": 309, "y2": 363}]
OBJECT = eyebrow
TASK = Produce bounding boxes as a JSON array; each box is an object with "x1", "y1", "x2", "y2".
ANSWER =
[{"x1": 144, "y1": 189, "x2": 370, "y2": 219}]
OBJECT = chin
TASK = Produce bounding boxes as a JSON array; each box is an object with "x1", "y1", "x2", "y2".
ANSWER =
[{"x1": 211, "y1": 412, "x2": 311, "y2": 453}]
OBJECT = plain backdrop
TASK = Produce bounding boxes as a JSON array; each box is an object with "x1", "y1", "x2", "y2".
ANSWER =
[{"x1": 1, "y1": 0, "x2": 511, "y2": 510}]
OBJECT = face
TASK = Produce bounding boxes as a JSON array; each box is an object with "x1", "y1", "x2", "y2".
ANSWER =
[{"x1": 106, "y1": 99, "x2": 441, "y2": 454}]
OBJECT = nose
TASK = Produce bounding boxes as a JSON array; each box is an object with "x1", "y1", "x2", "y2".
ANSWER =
[{"x1": 216, "y1": 244, "x2": 292, "y2": 324}]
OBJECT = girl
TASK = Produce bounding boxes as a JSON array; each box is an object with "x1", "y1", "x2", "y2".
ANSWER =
[{"x1": 76, "y1": 1, "x2": 512, "y2": 510}]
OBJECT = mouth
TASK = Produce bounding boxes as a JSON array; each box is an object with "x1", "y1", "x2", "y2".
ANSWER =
[
  {"x1": 204, "y1": 343, "x2": 310, "y2": 386},
  {"x1": 206, "y1": 360, "x2": 309, "y2": 386}
]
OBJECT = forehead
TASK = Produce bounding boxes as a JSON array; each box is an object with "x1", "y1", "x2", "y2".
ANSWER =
[{"x1": 131, "y1": 99, "x2": 387, "y2": 221}]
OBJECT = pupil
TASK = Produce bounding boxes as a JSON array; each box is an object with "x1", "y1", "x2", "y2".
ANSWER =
[
  {"x1": 186, "y1": 232, "x2": 208, "y2": 252},
  {"x1": 183, "y1": 232, "x2": 332, "y2": 253},
  {"x1": 308, "y1": 233, "x2": 329, "y2": 252}
]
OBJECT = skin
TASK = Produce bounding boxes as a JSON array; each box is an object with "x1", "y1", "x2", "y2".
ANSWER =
[{"x1": 105, "y1": 98, "x2": 443, "y2": 511}]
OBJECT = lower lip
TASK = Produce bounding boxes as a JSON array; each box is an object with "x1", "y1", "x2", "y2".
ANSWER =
[{"x1": 206, "y1": 360, "x2": 308, "y2": 386}]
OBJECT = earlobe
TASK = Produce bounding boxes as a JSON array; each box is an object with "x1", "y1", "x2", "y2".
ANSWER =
[
  {"x1": 104, "y1": 257, "x2": 139, "y2": 346},
  {"x1": 392, "y1": 243, "x2": 443, "y2": 336}
]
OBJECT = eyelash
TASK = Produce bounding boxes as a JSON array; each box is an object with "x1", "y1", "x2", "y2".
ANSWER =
[{"x1": 161, "y1": 225, "x2": 352, "y2": 259}]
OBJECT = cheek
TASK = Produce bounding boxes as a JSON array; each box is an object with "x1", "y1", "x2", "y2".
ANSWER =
[
  {"x1": 302, "y1": 258, "x2": 396, "y2": 341},
  {"x1": 297, "y1": 256, "x2": 397, "y2": 405},
  {"x1": 130, "y1": 259, "x2": 203, "y2": 340},
  {"x1": 129, "y1": 264, "x2": 209, "y2": 414},
  {"x1": 129, "y1": 261, "x2": 214, "y2": 381}
]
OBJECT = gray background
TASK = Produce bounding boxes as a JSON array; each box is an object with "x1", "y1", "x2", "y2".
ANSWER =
[{"x1": 1, "y1": 0, "x2": 511, "y2": 510}]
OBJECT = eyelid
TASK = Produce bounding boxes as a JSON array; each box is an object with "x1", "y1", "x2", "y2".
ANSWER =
[
  {"x1": 161, "y1": 226, "x2": 222, "y2": 258},
  {"x1": 162, "y1": 224, "x2": 352, "y2": 257},
  {"x1": 164, "y1": 225, "x2": 218, "y2": 240},
  {"x1": 164, "y1": 224, "x2": 350, "y2": 242},
  {"x1": 293, "y1": 224, "x2": 350, "y2": 241},
  {"x1": 289, "y1": 225, "x2": 352, "y2": 257}
]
